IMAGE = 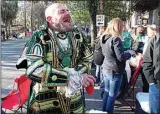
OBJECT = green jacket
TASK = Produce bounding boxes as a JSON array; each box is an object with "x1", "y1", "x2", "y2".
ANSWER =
[
  {"x1": 122, "y1": 32, "x2": 132, "y2": 49},
  {"x1": 17, "y1": 23, "x2": 93, "y2": 114}
]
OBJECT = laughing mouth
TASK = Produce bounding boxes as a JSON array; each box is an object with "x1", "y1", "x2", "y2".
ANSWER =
[{"x1": 63, "y1": 17, "x2": 71, "y2": 23}]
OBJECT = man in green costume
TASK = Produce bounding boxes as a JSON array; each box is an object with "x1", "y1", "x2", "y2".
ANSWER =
[{"x1": 16, "y1": 3, "x2": 95, "y2": 114}]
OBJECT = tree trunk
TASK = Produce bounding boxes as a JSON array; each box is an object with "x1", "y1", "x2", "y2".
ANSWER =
[
  {"x1": 88, "y1": 0, "x2": 98, "y2": 48},
  {"x1": 5, "y1": 26, "x2": 8, "y2": 40},
  {"x1": 45, "y1": 1, "x2": 47, "y2": 5},
  {"x1": 24, "y1": 1, "x2": 26, "y2": 36},
  {"x1": 38, "y1": 18, "x2": 40, "y2": 29},
  {"x1": 5, "y1": 18, "x2": 9, "y2": 40},
  {"x1": 31, "y1": 0, "x2": 33, "y2": 33},
  {"x1": 8, "y1": 21, "x2": 11, "y2": 37},
  {"x1": 90, "y1": 17, "x2": 97, "y2": 48},
  {"x1": 43, "y1": 1, "x2": 48, "y2": 23}
]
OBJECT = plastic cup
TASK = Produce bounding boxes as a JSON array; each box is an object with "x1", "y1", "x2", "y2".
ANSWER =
[{"x1": 86, "y1": 84, "x2": 94, "y2": 95}]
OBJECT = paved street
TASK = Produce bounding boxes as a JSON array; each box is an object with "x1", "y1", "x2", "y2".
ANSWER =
[
  {"x1": 1, "y1": 38, "x2": 142, "y2": 113},
  {"x1": 1, "y1": 38, "x2": 29, "y2": 97}
]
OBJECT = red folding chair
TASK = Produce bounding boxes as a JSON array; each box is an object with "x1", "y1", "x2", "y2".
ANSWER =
[
  {"x1": 118, "y1": 58, "x2": 143, "y2": 111},
  {"x1": 2, "y1": 74, "x2": 31, "y2": 113},
  {"x1": 128, "y1": 58, "x2": 143, "y2": 96}
]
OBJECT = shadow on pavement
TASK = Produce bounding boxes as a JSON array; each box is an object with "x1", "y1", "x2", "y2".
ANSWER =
[
  {"x1": 1, "y1": 88, "x2": 12, "y2": 97},
  {"x1": 85, "y1": 82, "x2": 141, "y2": 114}
]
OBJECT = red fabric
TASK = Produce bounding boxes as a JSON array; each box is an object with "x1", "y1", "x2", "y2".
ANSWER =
[
  {"x1": 16, "y1": 74, "x2": 31, "y2": 105},
  {"x1": 2, "y1": 90, "x2": 20, "y2": 109},
  {"x1": 26, "y1": 32, "x2": 32, "y2": 37},
  {"x1": 129, "y1": 58, "x2": 143, "y2": 87},
  {"x1": 2, "y1": 74, "x2": 31, "y2": 110}
]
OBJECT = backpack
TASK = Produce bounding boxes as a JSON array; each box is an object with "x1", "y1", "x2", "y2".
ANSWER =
[{"x1": 93, "y1": 35, "x2": 105, "y2": 65}]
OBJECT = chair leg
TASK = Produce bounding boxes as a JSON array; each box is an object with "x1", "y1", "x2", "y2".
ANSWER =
[
  {"x1": 127, "y1": 86, "x2": 135, "y2": 97},
  {"x1": 22, "y1": 106, "x2": 27, "y2": 109},
  {"x1": 21, "y1": 107, "x2": 23, "y2": 113},
  {"x1": 121, "y1": 97, "x2": 135, "y2": 111},
  {"x1": 14, "y1": 106, "x2": 24, "y2": 114},
  {"x1": 133, "y1": 88, "x2": 135, "y2": 112},
  {"x1": 128, "y1": 87, "x2": 134, "y2": 95},
  {"x1": 14, "y1": 107, "x2": 21, "y2": 114},
  {"x1": 82, "y1": 88, "x2": 85, "y2": 108},
  {"x1": 14, "y1": 108, "x2": 19, "y2": 114}
]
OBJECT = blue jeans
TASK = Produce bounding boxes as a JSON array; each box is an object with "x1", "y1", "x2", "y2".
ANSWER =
[
  {"x1": 102, "y1": 72, "x2": 122, "y2": 113},
  {"x1": 149, "y1": 84, "x2": 160, "y2": 114}
]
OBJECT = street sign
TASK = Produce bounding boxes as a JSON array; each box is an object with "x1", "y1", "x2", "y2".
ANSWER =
[{"x1": 96, "y1": 15, "x2": 105, "y2": 27}]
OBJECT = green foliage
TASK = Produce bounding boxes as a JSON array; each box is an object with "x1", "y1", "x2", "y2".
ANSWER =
[
  {"x1": 32, "y1": 1, "x2": 46, "y2": 27},
  {"x1": 65, "y1": 0, "x2": 131, "y2": 25},
  {"x1": 1, "y1": 1, "x2": 18, "y2": 25},
  {"x1": 66, "y1": 1, "x2": 88, "y2": 11},
  {"x1": 71, "y1": 10, "x2": 91, "y2": 25},
  {"x1": 66, "y1": 1, "x2": 91, "y2": 25},
  {"x1": 102, "y1": 1, "x2": 131, "y2": 22}
]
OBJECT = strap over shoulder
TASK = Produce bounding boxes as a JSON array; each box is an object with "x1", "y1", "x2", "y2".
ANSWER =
[{"x1": 101, "y1": 34, "x2": 112, "y2": 44}]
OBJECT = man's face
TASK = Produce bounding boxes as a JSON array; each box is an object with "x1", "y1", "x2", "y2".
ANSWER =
[
  {"x1": 137, "y1": 26, "x2": 144, "y2": 35},
  {"x1": 147, "y1": 27, "x2": 155, "y2": 37},
  {"x1": 123, "y1": 26, "x2": 127, "y2": 32},
  {"x1": 50, "y1": 5, "x2": 72, "y2": 32}
]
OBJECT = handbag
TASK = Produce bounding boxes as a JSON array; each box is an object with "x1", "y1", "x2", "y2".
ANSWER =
[{"x1": 93, "y1": 36, "x2": 105, "y2": 65}]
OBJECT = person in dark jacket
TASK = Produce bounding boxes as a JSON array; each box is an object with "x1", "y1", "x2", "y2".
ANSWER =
[
  {"x1": 142, "y1": 31, "x2": 160, "y2": 114},
  {"x1": 95, "y1": 27, "x2": 105, "y2": 84},
  {"x1": 131, "y1": 25, "x2": 145, "y2": 53},
  {"x1": 100, "y1": 18, "x2": 131, "y2": 114},
  {"x1": 131, "y1": 25, "x2": 149, "y2": 92}
]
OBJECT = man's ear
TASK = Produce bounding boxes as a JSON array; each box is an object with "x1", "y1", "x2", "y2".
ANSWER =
[{"x1": 46, "y1": 16, "x2": 53, "y2": 24}]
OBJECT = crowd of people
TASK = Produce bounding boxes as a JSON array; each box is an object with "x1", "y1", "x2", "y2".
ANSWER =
[
  {"x1": 94, "y1": 18, "x2": 159, "y2": 114},
  {"x1": 2, "y1": 2, "x2": 159, "y2": 114},
  {"x1": 1, "y1": 30, "x2": 5, "y2": 41}
]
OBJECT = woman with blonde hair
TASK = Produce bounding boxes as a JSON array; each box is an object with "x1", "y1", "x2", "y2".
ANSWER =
[{"x1": 100, "y1": 18, "x2": 131, "y2": 113}]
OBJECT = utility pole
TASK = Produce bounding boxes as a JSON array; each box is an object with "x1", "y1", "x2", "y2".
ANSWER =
[
  {"x1": 99, "y1": 0, "x2": 104, "y2": 31},
  {"x1": 158, "y1": 1, "x2": 160, "y2": 38},
  {"x1": 100, "y1": 0, "x2": 103, "y2": 15}
]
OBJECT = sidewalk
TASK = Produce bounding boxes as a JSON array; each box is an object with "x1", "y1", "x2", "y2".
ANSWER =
[{"x1": 85, "y1": 67, "x2": 143, "y2": 114}]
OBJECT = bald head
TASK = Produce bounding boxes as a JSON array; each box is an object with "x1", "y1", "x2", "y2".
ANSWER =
[
  {"x1": 45, "y1": 3, "x2": 67, "y2": 20},
  {"x1": 45, "y1": 3, "x2": 72, "y2": 32}
]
